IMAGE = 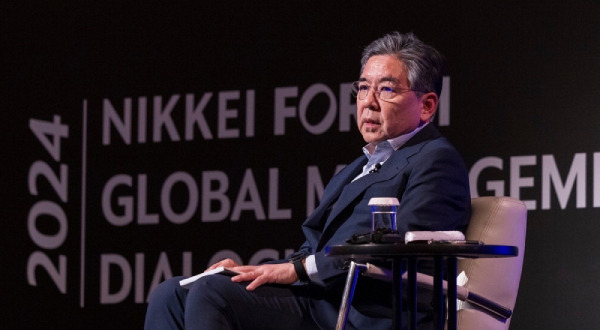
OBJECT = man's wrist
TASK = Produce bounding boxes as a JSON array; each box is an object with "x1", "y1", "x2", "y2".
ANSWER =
[{"x1": 289, "y1": 255, "x2": 310, "y2": 282}]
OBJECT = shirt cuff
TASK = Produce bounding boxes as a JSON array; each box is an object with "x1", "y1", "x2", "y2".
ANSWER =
[{"x1": 305, "y1": 255, "x2": 324, "y2": 285}]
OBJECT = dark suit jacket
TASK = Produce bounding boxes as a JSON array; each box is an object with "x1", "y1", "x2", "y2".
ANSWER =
[{"x1": 290, "y1": 124, "x2": 471, "y2": 329}]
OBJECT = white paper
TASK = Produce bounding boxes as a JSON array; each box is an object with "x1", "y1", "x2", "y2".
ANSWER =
[
  {"x1": 456, "y1": 271, "x2": 469, "y2": 310},
  {"x1": 404, "y1": 231, "x2": 465, "y2": 243},
  {"x1": 179, "y1": 267, "x2": 239, "y2": 289}
]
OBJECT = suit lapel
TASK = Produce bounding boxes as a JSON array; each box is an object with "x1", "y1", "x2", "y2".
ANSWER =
[
  {"x1": 318, "y1": 124, "x2": 442, "y2": 244},
  {"x1": 302, "y1": 156, "x2": 366, "y2": 231}
]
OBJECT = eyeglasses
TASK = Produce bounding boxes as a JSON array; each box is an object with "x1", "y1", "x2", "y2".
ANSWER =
[{"x1": 352, "y1": 81, "x2": 417, "y2": 100}]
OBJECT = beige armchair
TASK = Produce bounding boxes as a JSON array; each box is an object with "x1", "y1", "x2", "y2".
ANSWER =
[
  {"x1": 453, "y1": 196, "x2": 527, "y2": 330},
  {"x1": 336, "y1": 196, "x2": 527, "y2": 330}
]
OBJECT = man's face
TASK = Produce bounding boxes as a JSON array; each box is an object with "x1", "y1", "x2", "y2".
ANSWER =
[{"x1": 356, "y1": 55, "x2": 433, "y2": 145}]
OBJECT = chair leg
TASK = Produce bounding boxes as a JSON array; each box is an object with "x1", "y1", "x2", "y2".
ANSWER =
[{"x1": 336, "y1": 261, "x2": 366, "y2": 330}]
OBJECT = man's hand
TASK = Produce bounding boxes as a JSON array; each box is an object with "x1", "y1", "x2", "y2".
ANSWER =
[
  {"x1": 230, "y1": 263, "x2": 299, "y2": 291},
  {"x1": 206, "y1": 258, "x2": 241, "y2": 271}
]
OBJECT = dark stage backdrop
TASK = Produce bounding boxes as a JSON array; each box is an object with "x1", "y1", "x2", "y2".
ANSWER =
[{"x1": 4, "y1": 1, "x2": 600, "y2": 329}]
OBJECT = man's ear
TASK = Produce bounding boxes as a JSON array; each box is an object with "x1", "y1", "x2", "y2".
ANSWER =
[{"x1": 420, "y1": 92, "x2": 438, "y2": 123}]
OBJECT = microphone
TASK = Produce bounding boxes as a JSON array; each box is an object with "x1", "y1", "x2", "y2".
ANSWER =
[{"x1": 369, "y1": 163, "x2": 382, "y2": 173}]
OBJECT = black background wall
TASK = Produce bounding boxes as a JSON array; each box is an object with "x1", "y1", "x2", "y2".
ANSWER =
[{"x1": 4, "y1": 1, "x2": 600, "y2": 329}]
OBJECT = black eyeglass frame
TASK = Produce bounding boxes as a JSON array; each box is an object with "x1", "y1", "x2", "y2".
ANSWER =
[{"x1": 351, "y1": 81, "x2": 426, "y2": 100}]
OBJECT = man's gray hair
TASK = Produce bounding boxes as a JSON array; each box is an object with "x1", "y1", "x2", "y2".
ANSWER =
[{"x1": 360, "y1": 32, "x2": 446, "y2": 97}]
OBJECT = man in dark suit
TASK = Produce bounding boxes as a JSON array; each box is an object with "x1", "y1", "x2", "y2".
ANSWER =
[{"x1": 144, "y1": 31, "x2": 470, "y2": 330}]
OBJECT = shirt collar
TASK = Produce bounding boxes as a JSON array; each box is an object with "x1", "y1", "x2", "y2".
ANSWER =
[{"x1": 362, "y1": 123, "x2": 428, "y2": 158}]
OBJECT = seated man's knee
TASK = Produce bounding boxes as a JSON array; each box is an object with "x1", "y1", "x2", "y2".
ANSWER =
[
  {"x1": 186, "y1": 274, "x2": 245, "y2": 307},
  {"x1": 144, "y1": 277, "x2": 188, "y2": 330},
  {"x1": 189, "y1": 274, "x2": 232, "y2": 294},
  {"x1": 147, "y1": 276, "x2": 187, "y2": 307}
]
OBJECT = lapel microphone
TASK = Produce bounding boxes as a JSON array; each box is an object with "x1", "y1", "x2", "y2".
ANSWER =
[{"x1": 369, "y1": 163, "x2": 382, "y2": 173}]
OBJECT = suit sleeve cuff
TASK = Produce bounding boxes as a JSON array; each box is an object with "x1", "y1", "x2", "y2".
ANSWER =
[{"x1": 305, "y1": 255, "x2": 324, "y2": 286}]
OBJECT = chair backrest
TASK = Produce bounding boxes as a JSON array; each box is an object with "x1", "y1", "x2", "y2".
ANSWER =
[{"x1": 454, "y1": 197, "x2": 527, "y2": 330}]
